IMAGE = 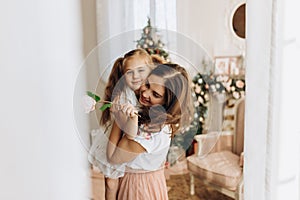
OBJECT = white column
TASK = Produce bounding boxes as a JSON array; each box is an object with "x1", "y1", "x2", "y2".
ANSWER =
[
  {"x1": 0, "y1": 1, "x2": 90, "y2": 200},
  {"x1": 245, "y1": 0, "x2": 273, "y2": 199},
  {"x1": 246, "y1": 0, "x2": 300, "y2": 200},
  {"x1": 275, "y1": 0, "x2": 300, "y2": 199}
]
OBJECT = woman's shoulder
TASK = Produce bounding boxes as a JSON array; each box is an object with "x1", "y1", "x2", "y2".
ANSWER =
[{"x1": 158, "y1": 125, "x2": 172, "y2": 136}]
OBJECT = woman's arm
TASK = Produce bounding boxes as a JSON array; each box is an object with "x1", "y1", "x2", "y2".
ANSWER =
[{"x1": 107, "y1": 116, "x2": 146, "y2": 165}]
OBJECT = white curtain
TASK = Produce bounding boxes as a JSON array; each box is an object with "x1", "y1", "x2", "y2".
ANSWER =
[
  {"x1": 94, "y1": 0, "x2": 177, "y2": 83},
  {"x1": 96, "y1": 0, "x2": 176, "y2": 44}
]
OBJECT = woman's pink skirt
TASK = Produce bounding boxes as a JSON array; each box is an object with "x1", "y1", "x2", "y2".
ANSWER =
[{"x1": 117, "y1": 168, "x2": 168, "y2": 200}]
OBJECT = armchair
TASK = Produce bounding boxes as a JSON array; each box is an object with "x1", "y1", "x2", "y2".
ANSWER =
[{"x1": 187, "y1": 98, "x2": 245, "y2": 200}]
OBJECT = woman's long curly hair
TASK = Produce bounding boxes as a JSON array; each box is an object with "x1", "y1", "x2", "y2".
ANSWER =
[
  {"x1": 100, "y1": 48, "x2": 165, "y2": 126},
  {"x1": 138, "y1": 63, "x2": 194, "y2": 137}
]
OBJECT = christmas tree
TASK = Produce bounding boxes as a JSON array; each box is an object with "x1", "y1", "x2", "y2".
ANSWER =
[{"x1": 136, "y1": 17, "x2": 170, "y2": 61}]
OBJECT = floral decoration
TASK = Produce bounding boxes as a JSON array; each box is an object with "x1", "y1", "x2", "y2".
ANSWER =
[{"x1": 191, "y1": 73, "x2": 245, "y2": 135}]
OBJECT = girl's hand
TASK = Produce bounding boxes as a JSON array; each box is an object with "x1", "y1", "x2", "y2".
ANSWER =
[
  {"x1": 110, "y1": 95, "x2": 121, "y2": 113},
  {"x1": 120, "y1": 103, "x2": 139, "y2": 118},
  {"x1": 110, "y1": 96, "x2": 139, "y2": 118},
  {"x1": 115, "y1": 103, "x2": 139, "y2": 140},
  {"x1": 110, "y1": 96, "x2": 128, "y2": 128}
]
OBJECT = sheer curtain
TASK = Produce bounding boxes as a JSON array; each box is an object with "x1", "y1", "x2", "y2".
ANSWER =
[
  {"x1": 95, "y1": 0, "x2": 177, "y2": 84},
  {"x1": 96, "y1": 0, "x2": 176, "y2": 43}
]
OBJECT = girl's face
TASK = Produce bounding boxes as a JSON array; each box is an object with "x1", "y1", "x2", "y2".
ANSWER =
[
  {"x1": 124, "y1": 56, "x2": 152, "y2": 91},
  {"x1": 139, "y1": 74, "x2": 165, "y2": 107}
]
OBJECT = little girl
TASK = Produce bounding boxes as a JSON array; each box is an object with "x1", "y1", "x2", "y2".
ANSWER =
[
  {"x1": 88, "y1": 48, "x2": 164, "y2": 199},
  {"x1": 107, "y1": 63, "x2": 194, "y2": 199}
]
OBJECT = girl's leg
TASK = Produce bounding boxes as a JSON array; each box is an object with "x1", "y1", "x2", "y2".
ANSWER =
[{"x1": 105, "y1": 177, "x2": 119, "y2": 200}]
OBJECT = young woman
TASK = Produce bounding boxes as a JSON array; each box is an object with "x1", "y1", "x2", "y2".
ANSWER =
[
  {"x1": 107, "y1": 63, "x2": 194, "y2": 200},
  {"x1": 88, "y1": 48, "x2": 165, "y2": 199}
]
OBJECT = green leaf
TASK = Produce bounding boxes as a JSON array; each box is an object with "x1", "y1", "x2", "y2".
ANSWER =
[
  {"x1": 99, "y1": 103, "x2": 112, "y2": 111},
  {"x1": 87, "y1": 91, "x2": 100, "y2": 102}
]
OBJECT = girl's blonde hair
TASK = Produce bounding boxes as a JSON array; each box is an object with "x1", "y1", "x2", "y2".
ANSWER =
[{"x1": 100, "y1": 48, "x2": 165, "y2": 126}]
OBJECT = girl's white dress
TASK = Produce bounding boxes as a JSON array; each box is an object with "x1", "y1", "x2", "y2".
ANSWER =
[{"x1": 88, "y1": 86, "x2": 138, "y2": 179}]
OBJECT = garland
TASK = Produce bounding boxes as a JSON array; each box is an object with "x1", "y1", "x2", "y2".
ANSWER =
[{"x1": 191, "y1": 73, "x2": 245, "y2": 134}]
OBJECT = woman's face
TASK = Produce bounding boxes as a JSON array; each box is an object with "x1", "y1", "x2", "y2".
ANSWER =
[
  {"x1": 139, "y1": 74, "x2": 165, "y2": 107},
  {"x1": 123, "y1": 56, "x2": 152, "y2": 91}
]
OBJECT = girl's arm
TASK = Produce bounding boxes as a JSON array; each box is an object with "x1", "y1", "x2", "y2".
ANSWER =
[
  {"x1": 107, "y1": 116, "x2": 146, "y2": 165},
  {"x1": 110, "y1": 99, "x2": 139, "y2": 139}
]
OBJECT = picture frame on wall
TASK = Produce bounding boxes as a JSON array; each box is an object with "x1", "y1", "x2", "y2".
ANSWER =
[
  {"x1": 214, "y1": 55, "x2": 243, "y2": 76},
  {"x1": 214, "y1": 57, "x2": 231, "y2": 75}
]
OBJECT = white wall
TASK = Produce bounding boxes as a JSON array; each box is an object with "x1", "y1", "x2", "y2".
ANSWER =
[
  {"x1": 0, "y1": 1, "x2": 90, "y2": 199},
  {"x1": 176, "y1": 0, "x2": 245, "y2": 60}
]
